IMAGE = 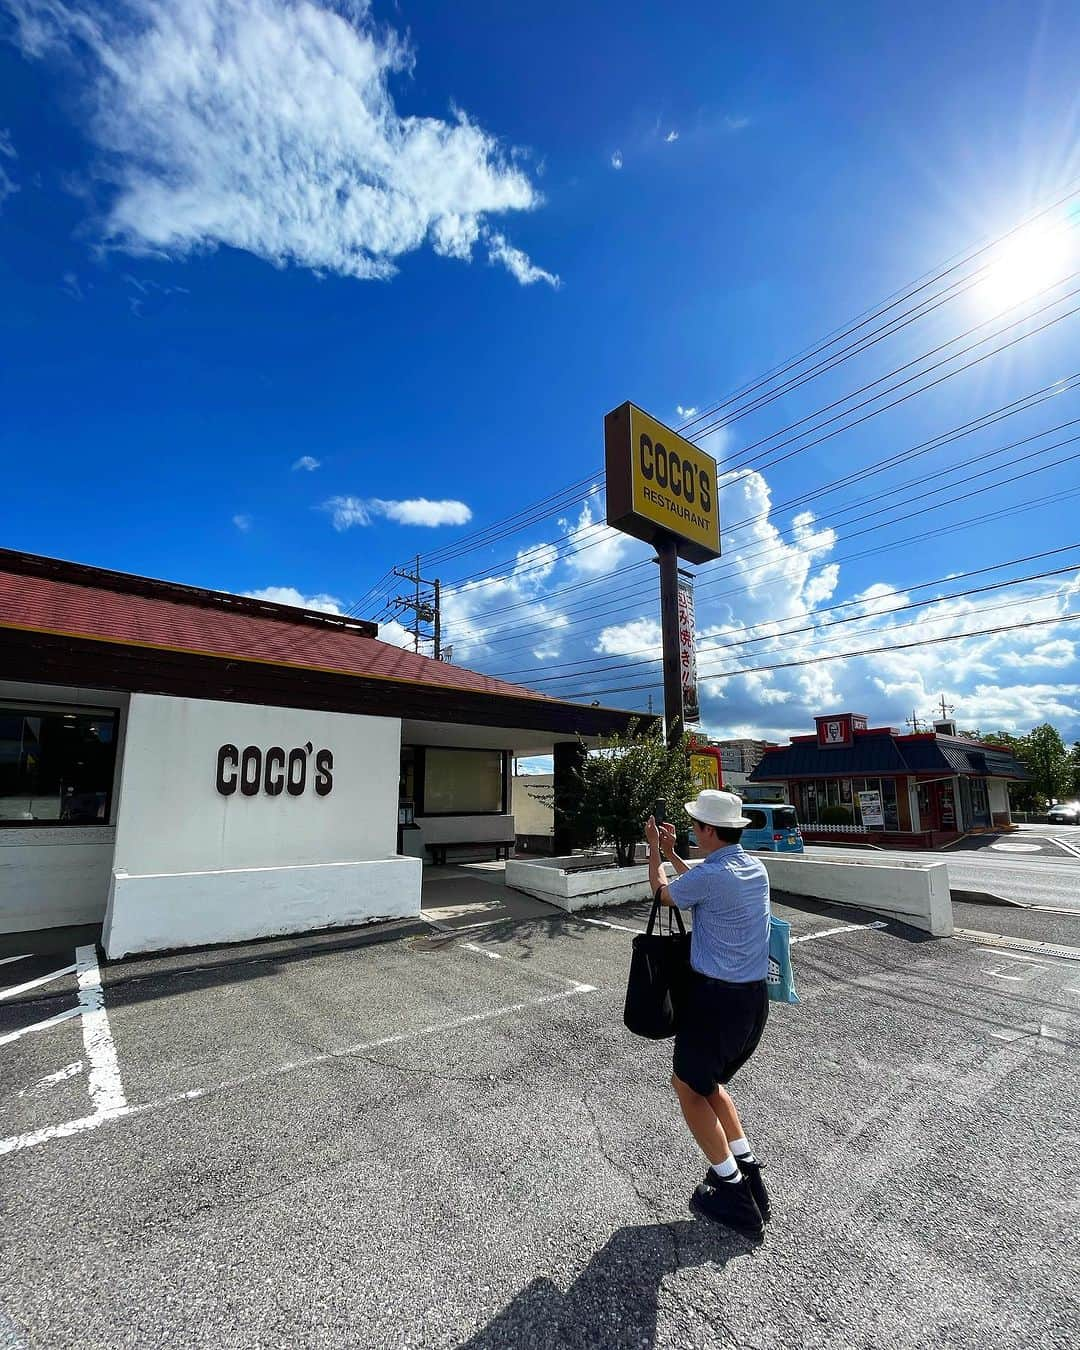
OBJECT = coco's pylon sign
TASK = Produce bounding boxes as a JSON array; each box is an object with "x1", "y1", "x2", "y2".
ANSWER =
[
  {"x1": 604, "y1": 401, "x2": 720, "y2": 746},
  {"x1": 604, "y1": 402, "x2": 721, "y2": 564}
]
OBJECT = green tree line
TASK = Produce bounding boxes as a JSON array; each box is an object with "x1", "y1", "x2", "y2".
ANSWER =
[{"x1": 965, "y1": 723, "x2": 1080, "y2": 809}]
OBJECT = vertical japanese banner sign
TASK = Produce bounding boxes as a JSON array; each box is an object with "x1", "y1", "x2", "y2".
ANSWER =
[{"x1": 677, "y1": 574, "x2": 700, "y2": 724}]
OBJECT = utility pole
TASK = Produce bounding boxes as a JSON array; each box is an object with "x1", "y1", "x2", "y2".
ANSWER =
[
  {"x1": 390, "y1": 557, "x2": 443, "y2": 658},
  {"x1": 938, "y1": 694, "x2": 954, "y2": 721}
]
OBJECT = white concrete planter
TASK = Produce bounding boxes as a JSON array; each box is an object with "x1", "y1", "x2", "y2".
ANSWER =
[
  {"x1": 505, "y1": 853, "x2": 654, "y2": 912},
  {"x1": 760, "y1": 854, "x2": 953, "y2": 937}
]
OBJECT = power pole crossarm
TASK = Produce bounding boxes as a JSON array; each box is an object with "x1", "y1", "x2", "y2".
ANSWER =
[{"x1": 390, "y1": 559, "x2": 444, "y2": 658}]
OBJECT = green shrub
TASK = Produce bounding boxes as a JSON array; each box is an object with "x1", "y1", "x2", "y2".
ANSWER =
[
  {"x1": 819, "y1": 805, "x2": 854, "y2": 825},
  {"x1": 571, "y1": 721, "x2": 694, "y2": 867}
]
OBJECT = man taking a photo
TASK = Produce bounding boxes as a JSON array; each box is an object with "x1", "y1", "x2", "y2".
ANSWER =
[{"x1": 646, "y1": 789, "x2": 771, "y2": 1239}]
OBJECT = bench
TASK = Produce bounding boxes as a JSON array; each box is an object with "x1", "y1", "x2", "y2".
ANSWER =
[
  {"x1": 428, "y1": 840, "x2": 513, "y2": 866},
  {"x1": 415, "y1": 814, "x2": 517, "y2": 865}
]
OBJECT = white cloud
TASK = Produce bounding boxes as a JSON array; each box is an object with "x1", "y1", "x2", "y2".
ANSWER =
[
  {"x1": 232, "y1": 513, "x2": 252, "y2": 532},
  {"x1": 0, "y1": 127, "x2": 18, "y2": 209},
  {"x1": 8, "y1": 0, "x2": 552, "y2": 286},
  {"x1": 558, "y1": 498, "x2": 630, "y2": 577},
  {"x1": 595, "y1": 618, "x2": 661, "y2": 657},
  {"x1": 487, "y1": 232, "x2": 559, "y2": 288},
  {"x1": 724, "y1": 115, "x2": 751, "y2": 132},
  {"x1": 676, "y1": 405, "x2": 698, "y2": 420},
  {"x1": 61, "y1": 271, "x2": 85, "y2": 300},
  {"x1": 513, "y1": 541, "x2": 559, "y2": 591},
  {"x1": 665, "y1": 130, "x2": 679, "y2": 143},
  {"x1": 378, "y1": 498, "x2": 472, "y2": 527},
  {"x1": 803, "y1": 564, "x2": 840, "y2": 609},
  {"x1": 611, "y1": 150, "x2": 623, "y2": 170},
  {"x1": 324, "y1": 496, "x2": 472, "y2": 530},
  {"x1": 245, "y1": 585, "x2": 342, "y2": 613},
  {"x1": 1018, "y1": 639, "x2": 1076, "y2": 668},
  {"x1": 292, "y1": 455, "x2": 321, "y2": 472},
  {"x1": 375, "y1": 617, "x2": 415, "y2": 650}
]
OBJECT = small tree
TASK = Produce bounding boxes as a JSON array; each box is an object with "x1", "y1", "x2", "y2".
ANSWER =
[
  {"x1": 572, "y1": 722, "x2": 694, "y2": 867},
  {"x1": 1070, "y1": 741, "x2": 1080, "y2": 799},
  {"x1": 1021, "y1": 723, "x2": 1071, "y2": 802}
]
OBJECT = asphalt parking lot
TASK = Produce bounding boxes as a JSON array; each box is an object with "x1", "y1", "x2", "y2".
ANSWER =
[{"x1": 2, "y1": 894, "x2": 1078, "y2": 1349}]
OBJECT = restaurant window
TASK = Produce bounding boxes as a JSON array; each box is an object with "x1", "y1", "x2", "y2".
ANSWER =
[
  {"x1": 0, "y1": 705, "x2": 119, "y2": 827},
  {"x1": 422, "y1": 748, "x2": 506, "y2": 815},
  {"x1": 969, "y1": 778, "x2": 990, "y2": 822}
]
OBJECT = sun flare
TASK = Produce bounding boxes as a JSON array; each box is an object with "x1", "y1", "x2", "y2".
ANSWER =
[{"x1": 979, "y1": 221, "x2": 1076, "y2": 311}]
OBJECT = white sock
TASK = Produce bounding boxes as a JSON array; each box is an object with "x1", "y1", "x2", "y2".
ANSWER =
[
  {"x1": 729, "y1": 1137, "x2": 755, "y2": 1162},
  {"x1": 709, "y1": 1155, "x2": 741, "y2": 1184}
]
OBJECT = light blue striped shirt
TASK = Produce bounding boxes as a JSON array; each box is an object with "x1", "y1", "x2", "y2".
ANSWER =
[{"x1": 667, "y1": 845, "x2": 771, "y2": 982}]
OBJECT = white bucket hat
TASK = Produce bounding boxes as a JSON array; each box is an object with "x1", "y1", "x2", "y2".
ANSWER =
[{"x1": 684, "y1": 789, "x2": 752, "y2": 829}]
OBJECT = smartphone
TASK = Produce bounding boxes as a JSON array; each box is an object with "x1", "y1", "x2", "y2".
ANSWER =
[{"x1": 651, "y1": 797, "x2": 667, "y2": 827}]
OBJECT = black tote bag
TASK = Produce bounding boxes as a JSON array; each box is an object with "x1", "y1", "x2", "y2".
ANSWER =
[{"x1": 623, "y1": 897, "x2": 692, "y2": 1040}]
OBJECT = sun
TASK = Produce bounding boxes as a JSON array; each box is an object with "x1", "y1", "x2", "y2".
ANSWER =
[{"x1": 979, "y1": 220, "x2": 1076, "y2": 312}]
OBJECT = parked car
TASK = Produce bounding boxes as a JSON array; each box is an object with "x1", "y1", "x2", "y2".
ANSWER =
[
  {"x1": 742, "y1": 803, "x2": 804, "y2": 853},
  {"x1": 1047, "y1": 800, "x2": 1080, "y2": 826}
]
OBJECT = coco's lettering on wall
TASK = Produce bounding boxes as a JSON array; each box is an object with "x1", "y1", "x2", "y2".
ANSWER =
[{"x1": 216, "y1": 742, "x2": 334, "y2": 798}]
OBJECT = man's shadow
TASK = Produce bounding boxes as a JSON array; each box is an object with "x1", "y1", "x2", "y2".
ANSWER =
[{"x1": 456, "y1": 1218, "x2": 750, "y2": 1349}]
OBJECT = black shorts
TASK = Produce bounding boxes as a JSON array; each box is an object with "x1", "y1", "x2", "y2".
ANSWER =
[{"x1": 673, "y1": 971, "x2": 769, "y2": 1097}]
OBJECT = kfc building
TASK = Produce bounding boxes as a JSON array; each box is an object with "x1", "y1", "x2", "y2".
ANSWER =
[
  {"x1": 0, "y1": 549, "x2": 637, "y2": 957},
  {"x1": 748, "y1": 712, "x2": 1029, "y2": 847}
]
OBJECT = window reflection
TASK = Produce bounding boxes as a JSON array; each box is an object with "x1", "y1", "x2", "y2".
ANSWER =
[{"x1": 0, "y1": 706, "x2": 119, "y2": 826}]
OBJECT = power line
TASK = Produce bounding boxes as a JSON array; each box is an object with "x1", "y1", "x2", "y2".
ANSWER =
[
  {"x1": 366, "y1": 182, "x2": 1080, "y2": 608},
  {"x1": 465, "y1": 473, "x2": 1080, "y2": 673},
  {"x1": 560, "y1": 611, "x2": 1080, "y2": 701},
  {"x1": 455, "y1": 380, "x2": 1080, "y2": 644},
  {"x1": 441, "y1": 288, "x2": 1080, "y2": 614},
  {"x1": 464, "y1": 415, "x2": 1080, "y2": 661},
  {"x1": 432, "y1": 372, "x2": 1080, "y2": 650},
  {"x1": 673, "y1": 178, "x2": 1080, "y2": 439},
  {"x1": 517, "y1": 558, "x2": 1080, "y2": 687},
  {"x1": 492, "y1": 543, "x2": 1080, "y2": 681}
]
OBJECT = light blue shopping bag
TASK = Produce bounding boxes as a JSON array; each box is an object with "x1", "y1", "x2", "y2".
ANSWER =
[{"x1": 766, "y1": 915, "x2": 799, "y2": 1004}]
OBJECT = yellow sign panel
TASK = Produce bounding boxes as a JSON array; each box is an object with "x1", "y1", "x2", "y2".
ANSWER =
[
  {"x1": 689, "y1": 753, "x2": 719, "y2": 792},
  {"x1": 604, "y1": 402, "x2": 721, "y2": 564}
]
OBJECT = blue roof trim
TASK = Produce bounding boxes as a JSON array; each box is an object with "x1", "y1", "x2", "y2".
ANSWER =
[{"x1": 748, "y1": 732, "x2": 1029, "y2": 781}]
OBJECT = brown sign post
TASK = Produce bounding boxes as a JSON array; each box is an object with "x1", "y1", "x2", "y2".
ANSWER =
[{"x1": 604, "y1": 402, "x2": 721, "y2": 746}]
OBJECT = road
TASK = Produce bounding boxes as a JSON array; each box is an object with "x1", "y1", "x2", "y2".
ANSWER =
[
  {"x1": 807, "y1": 825, "x2": 1080, "y2": 910},
  {"x1": 2, "y1": 884, "x2": 1078, "y2": 1349}
]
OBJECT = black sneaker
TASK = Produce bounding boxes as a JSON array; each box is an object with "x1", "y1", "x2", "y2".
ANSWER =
[
  {"x1": 736, "y1": 1158, "x2": 771, "y2": 1223},
  {"x1": 702, "y1": 1160, "x2": 771, "y2": 1223},
  {"x1": 689, "y1": 1176, "x2": 765, "y2": 1239}
]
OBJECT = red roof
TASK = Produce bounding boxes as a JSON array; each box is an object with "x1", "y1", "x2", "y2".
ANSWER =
[{"x1": 0, "y1": 557, "x2": 558, "y2": 705}]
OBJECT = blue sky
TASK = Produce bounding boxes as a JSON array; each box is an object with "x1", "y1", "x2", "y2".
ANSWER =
[{"x1": 3, "y1": 0, "x2": 1080, "y2": 745}]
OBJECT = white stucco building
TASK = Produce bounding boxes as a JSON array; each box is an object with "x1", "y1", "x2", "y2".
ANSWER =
[{"x1": 0, "y1": 549, "x2": 637, "y2": 957}]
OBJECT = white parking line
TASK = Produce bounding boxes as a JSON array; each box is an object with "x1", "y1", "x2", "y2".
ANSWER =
[
  {"x1": 0, "y1": 964, "x2": 77, "y2": 1002},
  {"x1": 575, "y1": 916, "x2": 646, "y2": 935},
  {"x1": 0, "y1": 983, "x2": 595, "y2": 1159},
  {"x1": 75, "y1": 945, "x2": 126, "y2": 1117},
  {"x1": 577, "y1": 916, "x2": 891, "y2": 943},
  {"x1": 461, "y1": 941, "x2": 596, "y2": 992},
  {"x1": 1051, "y1": 834, "x2": 1080, "y2": 859},
  {"x1": 793, "y1": 921, "x2": 889, "y2": 944},
  {"x1": 0, "y1": 1008, "x2": 82, "y2": 1048},
  {"x1": 19, "y1": 1062, "x2": 83, "y2": 1098},
  {"x1": 0, "y1": 954, "x2": 33, "y2": 968}
]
